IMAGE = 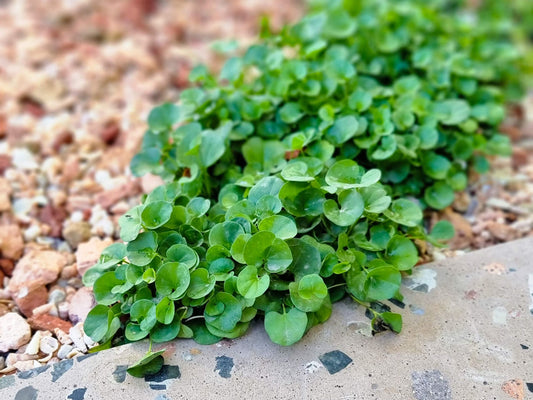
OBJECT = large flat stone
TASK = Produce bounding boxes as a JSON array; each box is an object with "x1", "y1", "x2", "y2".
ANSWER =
[{"x1": 1, "y1": 238, "x2": 532, "y2": 399}]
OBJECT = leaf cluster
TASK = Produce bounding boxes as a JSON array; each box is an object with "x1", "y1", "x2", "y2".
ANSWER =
[{"x1": 83, "y1": 0, "x2": 526, "y2": 376}]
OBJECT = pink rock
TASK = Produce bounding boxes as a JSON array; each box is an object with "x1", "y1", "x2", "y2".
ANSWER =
[
  {"x1": 0, "y1": 178, "x2": 11, "y2": 212},
  {"x1": 8, "y1": 250, "x2": 66, "y2": 295},
  {"x1": 27, "y1": 314, "x2": 72, "y2": 333},
  {"x1": 95, "y1": 179, "x2": 140, "y2": 209},
  {"x1": 0, "y1": 224, "x2": 24, "y2": 260},
  {"x1": 0, "y1": 312, "x2": 31, "y2": 352},
  {"x1": 75, "y1": 237, "x2": 113, "y2": 277},
  {"x1": 13, "y1": 285, "x2": 48, "y2": 317},
  {"x1": 68, "y1": 287, "x2": 95, "y2": 324}
]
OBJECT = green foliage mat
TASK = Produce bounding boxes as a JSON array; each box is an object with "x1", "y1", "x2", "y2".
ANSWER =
[{"x1": 83, "y1": 0, "x2": 527, "y2": 376}]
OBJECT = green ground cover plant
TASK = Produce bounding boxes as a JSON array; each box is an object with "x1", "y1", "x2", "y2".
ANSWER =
[{"x1": 83, "y1": 0, "x2": 526, "y2": 376}]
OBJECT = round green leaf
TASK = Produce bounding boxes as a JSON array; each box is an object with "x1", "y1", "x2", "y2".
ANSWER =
[
  {"x1": 424, "y1": 182, "x2": 455, "y2": 210},
  {"x1": 155, "y1": 262, "x2": 190, "y2": 300},
  {"x1": 287, "y1": 238, "x2": 322, "y2": 280},
  {"x1": 156, "y1": 297, "x2": 175, "y2": 325},
  {"x1": 141, "y1": 201, "x2": 173, "y2": 229},
  {"x1": 126, "y1": 232, "x2": 157, "y2": 266},
  {"x1": 325, "y1": 116, "x2": 359, "y2": 145},
  {"x1": 422, "y1": 153, "x2": 451, "y2": 180},
  {"x1": 429, "y1": 220, "x2": 455, "y2": 242},
  {"x1": 365, "y1": 265, "x2": 401, "y2": 301},
  {"x1": 324, "y1": 189, "x2": 364, "y2": 227},
  {"x1": 258, "y1": 215, "x2": 298, "y2": 240},
  {"x1": 236, "y1": 265, "x2": 270, "y2": 299},
  {"x1": 166, "y1": 244, "x2": 199, "y2": 269},
  {"x1": 148, "y1": 103, "x2": 180, "y2": 132},
  {"x1": 93, "y1": 272, "x2": 124, "y2": 305},
  {"x1": 187, "y1": 268, "x2": 216, "y2": 299},
  {"x1": 209, "y1": 221, "x2": 245, "y2": 249},
  {"x1": 384, "y1": 199, "x2": 422, "y2": 227},
  {"x1": 385, "y1": 236, "x2": 419, "y2": 271},
  {"x1": 84, "y1": 305, "x2": 112, "y2": 343},
  {"x1": 244, "y1": 231, "x2": 293, "y2": 273},
  {"x1": 289, "y1": 274, "x2": 328, "y2": 312},
  {"x1": 264, "y1": 308, "x2": 308, "y2": 346},
  {"x1": 204, "y1": 292, "x2": 242, "y2": 332},
  {"x1": 325, "y1": 159, "x2": 361, "y2": 189}
]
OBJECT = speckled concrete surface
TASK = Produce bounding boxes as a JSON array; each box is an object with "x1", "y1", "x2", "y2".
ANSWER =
[{"x1": 1, "y1": 238, "x2": 532, "y2": 400}]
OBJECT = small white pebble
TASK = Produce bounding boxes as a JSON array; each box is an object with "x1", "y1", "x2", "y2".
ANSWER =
[
  {"x1": 57, "y1": 302, "x2": 69, "y2": 320},
  {"x1": 40, "y1": 336, "x2": 59, "y2": 354},
  {"x1": 33, "y1": 303, "x2": 55, "y2": 316},
  {"x1": 69, "y1": 323, "x2": 87, "y2": 352},
  {"x1": 12, "y1": 148, "x2": 38, "y2": 170},
  {"x1": 57, "y1": 344, "x2": 74, "y2": 359},
  {"x1": 83, "y1": 333, "x2": 96, "y2": 348},
  {"x1": 25, "y1": 331, "x2": 42, "y2": 355},
  {"x1": 70, "y1": 211, "x2": 84, "y2": 223},
  {"x1": 24, "y1": 224, "x2": 41, "y2": 241}
]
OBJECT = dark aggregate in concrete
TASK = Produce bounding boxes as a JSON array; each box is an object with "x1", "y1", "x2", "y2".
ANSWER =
[
  {"x1": 14, "y1": 385, "x2": 38, "y2": 400},
  {"x1": 214, "y1": 356, "x2": 234, "y2": 378},
  {"x1": 145, "y1": 365, "x2": 181, "y2": 383},
  {"x1": 67, "y1": 387, "x2": 87, "y2": 400},
  {"x1": 318, "y1": 350, "x2": 352, "y2": 375}
]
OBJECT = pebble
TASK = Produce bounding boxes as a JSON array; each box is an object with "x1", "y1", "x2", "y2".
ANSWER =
[
  {"x1": 25, "y1": 331, "x2": 43, "y2": 355},
  {"x1": 12, "y1": 148, "x2": 39, "y2": 170},
  {"x1": 0, "y1": 223, "x2": 24, "y2": 260},
  {"x1": 27, "y1": 313, "x2": 73, "y2": 333},
  {"x1": 32, "y1": 303, "x2": 55, "y2": 315},
  {"x1": 13, "y1": 360, "x2": 41, "y2": 371},
  {"x1": 54, "y1": 328, "x2": 72, "y2": 345},
  {"x1": 75, "y1": 237, "x2": 113, "y2": 277},
  {"x1": 68, "y1": 287, "x2": 95, "y2": 324},
  {"x1": 62, "y1": 221, "x2": 92, "y2": 249},
  {"x1": 60, "y1": 264, "x2": 78, "y2": 279},
  {"x1": 89, "y1": 204, "x2": 114, "y2": 237},
  {"x1": 57, "y1": 301, "x2": 69, "y2": 320},
  {"x1": 48, "y1": 288, "x2": 66, "y2": 304},
  {"x1": 69, "y1": 323, "x2": 87, "y2": 352},
  {"x1": 6, "y1": 353, "x2": 38, "y2": 366},
  {"x1": 40, "y1": 336, "x2": 59, "y2": 354},
  {"x1": 0, "y1": 178, "x2": 11, "y2": 211},
  {"x1": 13, "y1": 285, "x2": 49, "y2": 317},
  {"x1": 8, "y1": 250, "x2": 66, "y2": 295},
  {"x1": 57, "y1": 344, "x2": 74, "y2": 359},
  {"x1": 0, "y1": 312, "x2": 32, "y2": 352}
]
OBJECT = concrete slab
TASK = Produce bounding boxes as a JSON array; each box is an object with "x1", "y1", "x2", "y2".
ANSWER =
[{"x1": 1, "y1": 238, "x2": 532, "y2": 400}]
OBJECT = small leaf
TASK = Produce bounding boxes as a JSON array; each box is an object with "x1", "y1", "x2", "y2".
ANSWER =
[
  {"x1": 384, "y1": 236, "x2": 419, "y2": 271},
  {"x1": 429, "y1": 220, "x2": 455, "y2": 242},
  {"x1": 264, "y1": 308, "x2": 308, "y2": 346},
  {"x1": 258, "y1": 215, "x2": 298, "y2": 240},
  {"x1": 155, "y1": 262, "x2": 190, "y2": 300},
  {"x1": 384, "y1": 199, "x2": 422, "y2": 227},
  {"x1": 127, "y1": 350, "x2": 165, "y2": 378},
  {"x1": 148, "y1": 103, "x2": 180, "y2": 132},
  {"x1": 236, "y1": 265, "x2": 270, "y2": 299},
  {"x1": 325, "y1": 116, "x2": 359, "y2": 145},
  {"x1": 323, "y1": 189, "x2": 364, "y2": 227},
  {"x1": 156, "y1": 297, "x2": 175, "y2": 325}
]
